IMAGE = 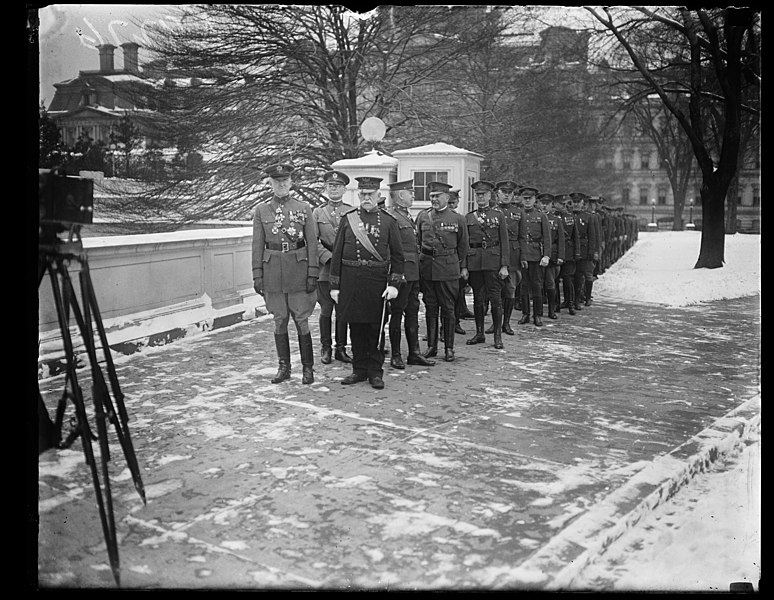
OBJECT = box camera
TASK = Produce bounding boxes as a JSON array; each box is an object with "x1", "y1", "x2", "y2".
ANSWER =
[{"x1": 39, "y1": 168, "x2": 94, "y2": 227}]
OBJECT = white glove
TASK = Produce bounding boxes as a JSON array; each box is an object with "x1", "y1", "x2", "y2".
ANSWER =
[
  {"x1": 498, "y1": 266, "x2": 509, "y2": 279},
  {"x1": 330, "y1": 289, "x2": 340, "y2": 303},
  {"x1": 539, "y1": 256, "x2": 550, "y2": 267},
  {"x1": 382, "y1": 285, "x2": 398, "y2": 300}
]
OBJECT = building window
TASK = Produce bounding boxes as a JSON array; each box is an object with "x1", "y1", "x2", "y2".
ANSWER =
[
  {"x1": 752, "y1": 187, "x2": 760, "y2": 206},
  {"x1": 622, "y1": 151, "x2": 632, "y2": 171},
  {"x1": 622, "y1": 188, "x2": 630, "y2": 204},
  {"x1": 658, "y1": 188, "x2": 667, "y2": 205},
  {"x1": 737, "y1": 190, "x2": 744, "y2": 205},
  {"x1": 640, "y1": 152, "x2": 650, "y2": 170},
  {"x1": 639, "y1": 187, "x2": 649, "y2": 205},
  {"x1": 413, "y1": 171, "x2": 449, "y2": 203}
]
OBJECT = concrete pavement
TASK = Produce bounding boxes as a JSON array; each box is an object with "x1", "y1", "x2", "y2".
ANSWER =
[{"x1": 36, "y1": 293, "x2": 761, "y2": 589}]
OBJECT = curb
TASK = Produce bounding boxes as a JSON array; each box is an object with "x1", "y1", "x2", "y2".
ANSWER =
[{"x1": 516, "y1": 394, "x2": 761, "y2": 590}]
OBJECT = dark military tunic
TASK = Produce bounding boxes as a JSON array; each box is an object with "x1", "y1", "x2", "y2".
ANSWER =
[
  {"x1": 545, "y1": 211, "x2": 566, "y2": 264},
  {"x1": 464, "y1": 207, "x2": 509, "y2": 271},
  {"x1": 330, "y1": 207, "x2": 404, "y2": 323},
  {"x1": 573, "y1": 209, "x2": 599, "y2": 261},
  {"x1": 387, "y1": 207, "x2": 420, "y2": 282},
  {"x1": 519, "y1": 207, "x2": 552, "y2": 262},
  {"x1": 416, "y1": 207, "x2": 469, "y2": 281}
]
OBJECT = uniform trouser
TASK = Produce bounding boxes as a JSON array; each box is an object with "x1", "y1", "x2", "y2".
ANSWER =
[
  {"x1": 559, "y1": 261, "x2": 576, "y2": 305},
  {"x1": 501, "y1": 266, "x2": 521, "y2": 300},
  {"x1": 455, "y1": 276, "x2": 469, "y2": 318},
  {"x1": 574, "y1": 258, "x2": 595, "y2": 301},
  {"x1": 420, "y1": 278, "x2": 459, "y2": 328},
  {"x1": 468, "y1": 270, "x2": 503, "y2": 313},
  {"x1": 264, "y1": 290, "x2": 317, "y2": 335},
  {"x1": 349, "y1": 322, "x2": 384, "y2": 379},
  {"x1": 389, "y1": 280, "x2": 421, "y2": 354},
  {"x1": 520, "y1": 262, "x2": 546, "y2": 316},
  {"x1": 317, "y1": 280, "x2": 348, "y2": 348},
  {"x1": 543, "y1": 264, "x2": 560, "y2": 290}
]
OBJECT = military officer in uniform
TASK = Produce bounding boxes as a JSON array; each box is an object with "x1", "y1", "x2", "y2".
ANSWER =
[
  {"x1": 518, "y1": 186, "x2": 551, "y2": 327},
  {"x1": 330, "y1": 177, "x2": 404, "y2": 389},
  {"x1": 385, "y1": 180, "x2": 435, "y2": 369},
  {"x1": 465, "y1": 180, "x2": 509, "y2": 348},
  {"x1": 447, "y1": 189, "x2": 469, "y2": 335},
  {"x1": 570, "y1": 192, "x2": 599, "y2": 311},
  {"x1": 252, "y1": 163, "x2": 319, "y2": 384},
  {"x1": 554, "y1": 194, "x2": 580, "y2": 315},
  {"x1": 537, "y1": 193, "x2": 565, "y2": 320},
  {"x1": 312, "y1": 170, "x2": 353, "y2": 365},
  {"x1": 416, "y1": 181, "x2": 469, "y2": 361}
]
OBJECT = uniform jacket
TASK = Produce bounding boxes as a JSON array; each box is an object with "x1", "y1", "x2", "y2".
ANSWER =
[
  {"x1": 386, "y1": 207, "x2": 422, "y2": 282},
  {"x1": 557, "y1": 209, "x2": 580, "y2": 261},
  {"x1": 573, "y1": 209, "x2": 599, "y2": 261},
  {"x1": 464, "y1": 207, "x2": 509, "y2": 271},
  {"x1": 416, "y1": 206, "x2": 469, "y2": 281},
  {"x1": 498, "y1": 203, "x2": 523, "y2": 267},
  {"x1": 519, "y1": 207, "x2": 552, "y2": 262},
  {"x1": 252, "y1": 196, "x2": 319, "y2": 293},
  {"x1": 330, "y1": 207, "x2": 404, "y2": 323},
  {"x1": 312, "y1": 200, "x2": 352, "y2": 282},
  {"x1": 545, "y1": 211, "x2": 566, "y2": 264}
]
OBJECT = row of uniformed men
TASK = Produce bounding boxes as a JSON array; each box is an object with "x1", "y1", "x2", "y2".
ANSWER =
[{"x1": 251, "y1": 163, "x2": 638, "y2": 390}]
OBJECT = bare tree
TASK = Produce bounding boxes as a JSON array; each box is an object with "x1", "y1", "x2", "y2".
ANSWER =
[{"x1": 585, "y1": 6, "x2": 760, "y2": 268}]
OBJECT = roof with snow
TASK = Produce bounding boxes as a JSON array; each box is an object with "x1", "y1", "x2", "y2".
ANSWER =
[{"x1": 392, "y1": 142, "x2": 484, "y2": 158}]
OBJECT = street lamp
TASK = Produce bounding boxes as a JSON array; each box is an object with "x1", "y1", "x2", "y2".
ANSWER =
[
  {"x1": 651, "y1": 198, "x2": 656, "y2": 223},
  {"x1": 109, "y1": 143, "x2": 117, "y2": 177},
  {"x1": 686, "y1": 198, "x2": 696, "y2": 230}
]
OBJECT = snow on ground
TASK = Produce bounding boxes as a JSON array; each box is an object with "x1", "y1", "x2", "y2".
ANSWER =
[{"x1": 595, "y1": 231, "x2": 760, "y2": 307}]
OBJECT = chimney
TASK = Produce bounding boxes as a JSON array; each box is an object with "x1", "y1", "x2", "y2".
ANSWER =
[
  {"x1": 121, "y1": 42, "x2": 140, "y2": 75},
  {"x1": 97, "y1": 44, "x2": 116, "y2": 72}
]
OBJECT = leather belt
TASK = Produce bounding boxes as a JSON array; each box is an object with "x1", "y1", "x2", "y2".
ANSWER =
[
  {"x1": 342, "y1": 259, "x2": 388, "y2": 267},
  {"x1": 265, "y1": 240, "x2": 306, "y2": 252},
  {"x1": 470, "y1": 241, "x2": 499, "y2": 249},
  {"x1": 421, "y1": 247, "x2": 456, "y2": 257}
]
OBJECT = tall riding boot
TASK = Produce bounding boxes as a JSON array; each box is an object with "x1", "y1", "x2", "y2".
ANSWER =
[
  {"x1": 271, "y1": 333, "x2": 291, "y2": 383},
  {"x1": 467, "y1": 304, "x2": 486, "y2": 344},
  {"x1": 298, "y1": 332, "x2": 314, "y2": 384},
  {"x1": 444, "y1": 317, "x2": 456, "y2": 361},
  {"x1": 518, "y1": 291, "x2": 531, "y2": 324},
  {"x1": 407, "y1": 323, "x2": 435, "y2": 366},
  {"x1": 555, "y1": 285, "x2": 561, "y2": 313},
  {"x1": 389, "y1": 327, "x2": 405, "y2": 369},
  {"x1": 532, "y1": 297, "x2": 544, "y2": 327},
  {"x1": 566, "y1": 281, "x2": 577, "y2": 315},
  {"x1": 573, "y1": 276, "x2": 584, "y2": 311},
  {"x1": 584, "y1": 280, "x2": 594, "y2": 306},
  {"x1": 486, "y1": 298, "x2": 497, "y2": 334},
  {"x1": 547, "y1": 289, "x2": 557, "y2": 319},
  {"x1": 319, "y1": 316, "x2": 332, "y2": 364},
  {"x1": 492, "y1": 305, "x2": 504, "y2": 349},
  {"x1": 423, "y1": 314, "x2": 439, "y2": 358},
  {"x1": 334, "y1": 319, "x2": 352, "y2": 363},
  {"x1": 502, "y1": 298, "x2": 514, "y2": 335}
]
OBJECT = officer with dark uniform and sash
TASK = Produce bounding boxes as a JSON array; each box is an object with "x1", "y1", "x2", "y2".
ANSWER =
[
  {"x1": 486, "y1": 179, "x2": 522, "y2": 336},
  {"x1": 415, "y1": 181, "x2": 469, "y2": 362},
  {"x1": 252, "y1": 163, "x2": 319, "y2": 384},
  {"x1": 385, "y1": 180, "x2": 435, "y2": 369},
  {"x1": 570, "y1": 192, "x2": 599, "y2": 311},
  {"x1": 312, "y1": 170, "x2": 353, "y2": 365},
  {"x1": 447, "y1": 189, "x2": 469, "y2": 335},
  {"x1": 465, "y1": 180, "x2": 509, "y2": 348},
  {"x1": 517, "y1": 186, "x2": 551, "y2": 327},
  {"x1": 329, "y1": 176, "x2": 404, "y2": 390},
  {"x1": 537, "y1": 192, "x2": 565, "y2": 320},
  {"x1": 554, "y1": 194, "x2": 580, "y2": 315}
]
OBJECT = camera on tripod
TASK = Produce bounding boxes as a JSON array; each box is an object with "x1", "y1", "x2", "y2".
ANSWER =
[{"x1": 39, "y1": 167, "x2": 94, "y2": 241}]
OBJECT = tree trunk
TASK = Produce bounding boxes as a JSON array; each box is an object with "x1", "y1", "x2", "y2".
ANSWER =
[
  {"x1": 725, "y1": 179, "x2": 739, "y2": 234},
  {"x1": 694, "y1": 187, "x2": 725, "y2": 269},
  {"x1": 672, "y1": 193, "x2": 685, "y2": 231}
]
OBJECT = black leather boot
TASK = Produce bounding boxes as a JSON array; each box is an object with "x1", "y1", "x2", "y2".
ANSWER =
[
  {"x1": 299, "y1": 332, "x2": 314, "y2": 384},
  {"x1": 334, "y1": 345, "x2": 352, "y2": 363},
  {"x1": 518, "y1": 292, "x2": 531, "y2": 324},
  {"x1": 467, "y1": 305, "x2": 486, "y2": 344},
  {"x1": 547, "y1": 289, "x2": 557, "y2": 319},
  {"x1": 271, "y1": 333, "x2": 291, "y2": 383},
  {"x1": 492, "y1": 306, "x2": 504, "y2": 349},
  {"x1": 389, "y1": 328, "x2": 405, "y2": 369},
  {"x1": 319, "y1": 316, "x2": 332, "y2": 364},
  {"x1": 502, "y1": 298, "x2": 514, "y2": 335},
  {"x1": 444, "y1": 317, "x2": 456, "y2": 361},
  {"x1": 406, "y1": 324, "x2": 435, "y2": 366},
  {"x1": 423, "y1": 314, "x2": 439, "y2": 358},
  {"x1": 532, "y1": 297, "x2": 543, "y2": 327},
  {"x1": 584, "y1": 280, "x2": 594, "y2": 306},
  {"x1": 334, "y1": 319, "x2": 352, "y2": 362},
  {"x1": 566, "y1": 282, "x2": 576, "y2": 315}
]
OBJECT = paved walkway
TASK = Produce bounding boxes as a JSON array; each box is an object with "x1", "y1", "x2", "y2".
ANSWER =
[{"x1": 36, "y1": 293, "x2": 761, "y2": 590}]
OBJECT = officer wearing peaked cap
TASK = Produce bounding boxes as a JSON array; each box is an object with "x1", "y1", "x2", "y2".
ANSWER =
[
  {"x1": 253, "y1": 162, "x2": 319, "y2": 385},
  {"x1": 465, "y1": 180, "x2": 509, "y2": 349},
  {"x1": 330, "y1": 176, "x2": 404, "y2": 389},
  {"x1": 554, "y1": 194, "x2": 580, "y2": 315},
  {"x1": 415, "y1": 181, "x2": 469, "y2": 362},
  {"x1": 487, "y1": 179, "x2": 522, "y2": 336},
  {"x1": 447, "y1": 189, "x2": 470, "y2": 335},
  {"x1": 383, "y1": 180, "x2": 435, "y2": 369},
  {"x1": 518, "y1": 186, "x2": 551, "y2": 327},
  {"x1": 569, "y1": 192, "x2": 599, "y2": 310},
  {"x1": 537, "y1": 193, "x2": 565, "y2": 320},
  {"x1": 313, "y1": 169, "x2": 353, "y2": 365}
]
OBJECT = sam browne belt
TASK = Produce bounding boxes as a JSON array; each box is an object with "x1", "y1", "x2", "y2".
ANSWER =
[
  {"x1": 421, "y1": 247, "x2": 457, "y2": 257},
  {"x1": 342, "y1": 258, "x2": 389, "y2": 267},
  {"x1": 265, "y1": 240, "x2": 306, "y2": 252},
  {"x1": 469, "y1": 241, "x2": 499, "y2": 249}
]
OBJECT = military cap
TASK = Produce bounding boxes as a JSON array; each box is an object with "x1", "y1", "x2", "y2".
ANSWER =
[
  {"x1": 587, "y1": 195, "x2": 602, "y2": 204},
  {"x1": 264, "y1": 163, "x2": 295, "y2": 178},
  {"x1": 555, "y1": 193, "x2": 571, "y2": 203},
  {"x1": 518, "y1": 186, "x2": 539, "y2": 197},
  {"x1": 448, "y1": 189, "x2": 460, "y2": 200},
  {"x1": 355, "y1": 176, "x2": 383, "y2": 190},
  {"x1": 322, "y1": 170, "x2": 350, "y2": 185},
  {"x1": 495, "y1": 180, "x2": 519, "y2": 191},
  {"x1": 536, "y1": 192, "x2": 555, "y2": 203},
  {"x1": 428, "y1": 181, "x2": 453, "y2": 193},
  {"x1": 388, "y1": 179, "x2": 414, "y2": 191},
  {"x1": 569, "y1": 191, "x2": 588, "y2": 201},
  {"x1": 471, "y1": 180, "x2": 495, "y2": 192}
]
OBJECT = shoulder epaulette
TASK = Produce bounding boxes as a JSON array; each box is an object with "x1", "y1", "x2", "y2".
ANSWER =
[
  {"x1": 379, "y1": 207, "x2": 397, "y2": 220},
  {"x1": 342, "y1": 207, "x2": 358, "y2": 215}
]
